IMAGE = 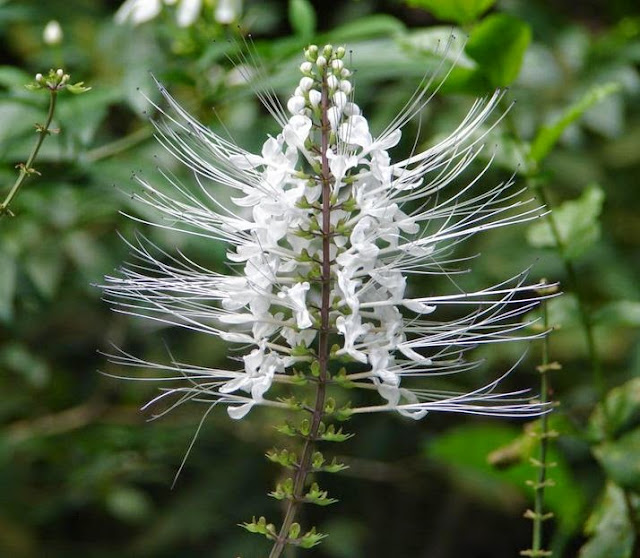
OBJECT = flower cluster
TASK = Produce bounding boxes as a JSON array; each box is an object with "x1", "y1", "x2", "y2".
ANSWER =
[
  {"x1": 26, "y1": 69, "x2": 90, "y2": 94},
  {"x1": 103, "y1": 44, "x2": 548, "y2": 424}
]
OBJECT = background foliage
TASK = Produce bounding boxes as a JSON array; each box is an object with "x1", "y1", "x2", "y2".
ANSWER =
[{"x1": 1, "y1": 0, "x2": 639, "y2": 556}]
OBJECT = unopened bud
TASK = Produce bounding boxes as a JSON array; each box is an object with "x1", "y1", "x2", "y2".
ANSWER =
[
  {"x1": 299, "y1": 76, "x2": 314, "y2": 91},
  {"x1": 287, "y1": 95, "x2": 306, "y2": 115},
  {"x1": 43, "y1": 20, "x2": 63, "y2": 45},
  {"x1": 340, "y1": 80, "x2": 352, "y2": 95},
  {"x1": 308, "y1": 89, "x2": 321, "y2": 107},
  {"x1": 305, "y1": 44, "x2": 318, "y2": 61}
]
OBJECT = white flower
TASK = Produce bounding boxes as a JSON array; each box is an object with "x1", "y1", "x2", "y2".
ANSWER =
[
  {"x1": 115, "y1": 0, "x2": 163, "y2": 25},
  {"x1": 43, "y1": 20, "x2": 63, "y2": 45},
  {"x1": 103, "y1": 44, "x2": 551, "y2": 421},
  {"x1": 175, "y1": 0, "x2": 202, "y2": 27},
  {"x1": 115, "y1": 0, "x2": 240, "y2": 26},
  {"x1": 214, "y1": 0, "x2": 241, "y2": 24}
]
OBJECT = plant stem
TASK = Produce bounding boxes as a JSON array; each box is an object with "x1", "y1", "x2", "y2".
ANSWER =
[
  {"x1": 84, "y1": 126, "x2": 153, "y2": 163},
  {"x1": 530, "y1": 301, "x2": 552, "y2": 556},
  {"x1": 0, "y1": 90, "x2": 58, "y2": 218},
  {"x1": 532, "y1": 183, "x2": 604, "y2": 401},
  {"x1": 503, "y1": 103, "x2": 638, "y2": 549},
  {"x1": 531, "y1": 171, "x2": 640, "y2": 554},
  {"x1": 268, "y1": 70, "x2": 332, "y2": 558},
  {"x1": 501, "y1": 103, "x2": 604, "y2": 402}
]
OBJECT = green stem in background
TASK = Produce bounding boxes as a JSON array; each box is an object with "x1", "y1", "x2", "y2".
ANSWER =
[
  {"x1": 530, "y1": 181, "x2": 604, "y2": 402},
  {"x1": 523, "y1": 295, "x2": 557, "y2": 558},
  {"x1": 0, "y1": 90, "x2": 58, "y2": 219},
  {"x1": 84, "y1": 126, "x2": 153, "y2": 163},
  {"x1": 529, "y1": 162, "x2": 640, "y2": 555},
  {"x1": 503, "y1": 102, "x2": 640, "y2": 545},
  {"x1": 500, "y1": 99, "x2": 605, "y2": 402}
]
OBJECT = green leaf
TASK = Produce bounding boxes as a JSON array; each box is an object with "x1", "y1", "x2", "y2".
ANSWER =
[
  {"x1": 400, "y1": 26, "x2": 472, "y2": 66},
  {"x1": 330, "y1": 14, "x2": 405, "y2": 41},
  {"x1": 526, "y1": 184, "x2": 605, "y2": 260},
  {"x1": 0, "y1": 65, "x2": 34, "y2": 89},
  {"x1": 0, "y1": 100, "x2": 43, "y2": 149},
  {"x1": 465, "y1": 14, "x2": 531, "y2": 87},
  {"x1": 594, "y1": 301, "x2": 640, "y2": 328},
  {"x1": 406, "y1": 0, "x2": 495, "y2": 24},
  {"x1": 288, "y1": 0, "x2": 316, "y2": 39},
  {"x1": 0, "y1": 248, "x2": 17, "y2": 322},
  {"x1": 65, "y1": 82, "x2": 91, "y2": 94},
  {"x1": 427, "y1": 423, "x2": 585, "y2": 532},
  {"x1": 589, "y1": 379, "x2": 640, "y2": 442},
  {"x1": 530, "y1": 82, "x2": 621, "y2": 163},
  {"x1": 593, "y1": 428, "x2": 640, "y2": 492},
  {"x1": 579, "y1": 482, "x2": 636, "y2": 558}
]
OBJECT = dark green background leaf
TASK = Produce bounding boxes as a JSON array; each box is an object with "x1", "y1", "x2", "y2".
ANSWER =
[
  {"x1": 593, "y1": 429, "x2": 640, "y2": 492},
  {"x1": 407, "y1": 0, "x2": 495, "y2": 24},
  {"x1": 465, "y1": 14, "x2": 531, "y2": 87},
  {"x1": 530, "y1": 83, "x2": 621, "y2": 164},
  {"x1": 579, "y1": 482, "x2": 636, "y2": 558},
  {"x1": 526, "y1": 184, "x2": 605, "y2": 260},
  {"x1": 288, "y1": 0, "x2": 316, "y2": 39}
]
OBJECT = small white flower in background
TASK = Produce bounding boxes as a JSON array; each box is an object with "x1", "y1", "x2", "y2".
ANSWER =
[
  {"x1": 103, "y1": 43, "x2": 550, "y2": 422},
  {"x1": 43, "y1": 20, "x2": 63, "y2": 45},
  {"x1": 215, "y1": 0, "x2": 241, "y2": 24},
  {"x1": 115, "y1": 0, "x2": 163, "y2": 26},
  {"x1": 115, "y1": 0, "x2": 241, "y2": 26}
]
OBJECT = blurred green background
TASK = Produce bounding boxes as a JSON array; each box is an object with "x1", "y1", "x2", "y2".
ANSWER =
[{"x1": 1, "y1": 0, "x2": 639, "y2": 556}]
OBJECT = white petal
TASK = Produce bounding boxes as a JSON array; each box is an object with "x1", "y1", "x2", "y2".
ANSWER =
[
  {"x1": 220, "y1": 332, "x2": 254, "y2": 343},
  {"x1": 287, "y1": 95, "x2": 306, "y2": 114},
  {"x1": 339, "y1": 115, "x2": 371, "y2": 148},
  {"x1": 218, "y1": 313, "x2": 255, "y2": 324},
  {"x1": 227, "y1": 401, "x2": 254, "y2": 419},
  {"x1": 398, "y1": 345, "x2": 431, "y2": 364},
  {"x1": 402, "y1": 300, "x2": 437, "y2": 314},
  {"x1": 219, "y1": 376, "x2": 247, "y2": 394},
  {"x1": 283, "y1": 115, "x2": 312, "y2": 149},
  {"x1": 397, "y1": 389, "x2": 429, "y2": 420}
]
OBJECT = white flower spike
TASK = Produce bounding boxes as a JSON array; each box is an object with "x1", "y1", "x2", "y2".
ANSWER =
[{"x1": 103, "y1": 43, "x2": 551, "y2": 424}]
